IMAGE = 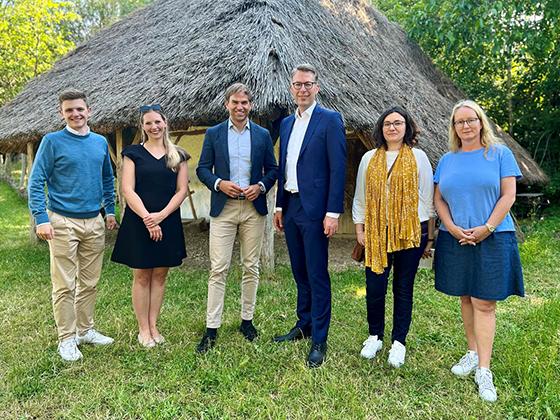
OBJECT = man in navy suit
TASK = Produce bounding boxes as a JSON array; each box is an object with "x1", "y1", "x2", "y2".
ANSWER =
[
  {"x1": 196, "y1": 83, "x2": 278, "y2": 353},
  {"x1": 273, "y1": 64, "x2": 347, "y2": 367}
]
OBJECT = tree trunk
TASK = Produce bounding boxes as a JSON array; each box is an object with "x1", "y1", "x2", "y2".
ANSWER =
[
  {"x1": 115, "y1": 129, "x2": 124, "y2": 221},
  {"x1": 260, "y1": 185, "x2": 276, "y2": 273}
]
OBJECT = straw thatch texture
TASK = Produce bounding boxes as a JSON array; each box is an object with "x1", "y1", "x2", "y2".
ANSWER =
[{"x1": 0, "y1": 0, "x2": 547, "y2": 185}]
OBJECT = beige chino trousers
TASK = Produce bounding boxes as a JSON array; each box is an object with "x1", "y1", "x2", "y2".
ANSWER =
[
  {"x1": 48, "y1": 211, "x2": 105, "y2": 341},
  {"x1": 206, "y1": 199, "x2": 265, "y2": 328}
]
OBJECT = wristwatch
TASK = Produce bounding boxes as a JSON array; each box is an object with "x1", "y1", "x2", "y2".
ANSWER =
[
  {"x1": 258, "y1": 183, "x2": 266, "y2": 194},
  {"x1": 485, "y1": 222, "x2": 496, "y2": 233}
]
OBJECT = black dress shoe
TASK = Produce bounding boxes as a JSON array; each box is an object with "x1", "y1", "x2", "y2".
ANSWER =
[
  {"x1": 273, "y1": 326, "x2": 308, "y2": 343},
  {"x1": 307, "y1": 342, "x2": 327, "y2": 368},
  {"x1": 239, "y1": 322, "x2": 258, "y2": 341},
  {"x1": 196, "y1": 333, "x2": 216, "y2": 354}
]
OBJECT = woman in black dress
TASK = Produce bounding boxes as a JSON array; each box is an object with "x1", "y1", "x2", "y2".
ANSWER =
[{"x1": 111, "y1": 104, "x2": 188, "y2": 347}]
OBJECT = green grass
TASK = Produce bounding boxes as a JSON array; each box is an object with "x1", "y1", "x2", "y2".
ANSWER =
[{"x1": 1, "y1": 181, "x2": 559, "y2": 419}]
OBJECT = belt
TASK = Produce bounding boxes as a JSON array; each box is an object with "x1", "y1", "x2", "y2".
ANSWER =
[
  {"x1": 229, "y1": 195, "x2": 246, "y2": 200},
  {"x1": 285, "y1": 190, "x2": 299, "y2": 197}
]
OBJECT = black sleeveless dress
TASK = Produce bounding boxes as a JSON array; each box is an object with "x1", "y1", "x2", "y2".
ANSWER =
[{"x1": 111, "y1": 144, "x2": 187, "y2": 269}]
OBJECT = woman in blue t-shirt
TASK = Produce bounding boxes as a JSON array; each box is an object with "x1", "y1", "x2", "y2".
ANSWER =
[{"x1": 433, "y1": 100, "x2": 524, "y2": 403}]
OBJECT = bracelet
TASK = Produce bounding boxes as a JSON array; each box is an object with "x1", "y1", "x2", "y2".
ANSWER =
[
  {"x1": 485, "y1": 222, "x2": 496, "y2": 233},
  {"x1": 428, "y1": 237, "x2": 435, "y2": 241}
]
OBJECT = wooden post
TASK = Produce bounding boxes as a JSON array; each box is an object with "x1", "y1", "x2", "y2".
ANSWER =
[
  {"x1": 260, "y1": 185, "x2": 276, "y2": 273},
  {"x1": 115, "y1": 129, "x2": 124, "y2": 221},
  {"x1": 26, "y1": 143, "x2": 38, "y2": 243},
  {"x1": 252, "y1": 117, "x2": 275, "y2": 272},
  {"x1": 132, "y1": 129, "x2": 142, "y2": 145},
  {"x1": 356, "y1": 131, "x2": 375, "y2": 150},
  {"x1": 25, "y1": 142, "x2": 34, "y2": 190},
  {"x1": 19, "y1": 153, "x2": 27, "y2": 191},
  {"x1": 4, "y1": 152, "x2": 11, "y2": 177}
]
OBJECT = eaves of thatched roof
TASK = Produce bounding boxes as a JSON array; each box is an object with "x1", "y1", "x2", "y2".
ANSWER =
[{"x1": 0, "y1": 0, "x2": 547, "y2": 185}]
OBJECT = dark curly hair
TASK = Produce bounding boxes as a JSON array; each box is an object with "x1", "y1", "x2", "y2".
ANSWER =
[{"x1": 372, "y1": 106, "x2": 420, "y2": 149}]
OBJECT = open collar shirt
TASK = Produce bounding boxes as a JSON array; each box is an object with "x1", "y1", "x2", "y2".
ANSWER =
[
  {"x1": 284, "y1": 101, "x2": 316, "y2": 192},
  {"x1": 227, "y1": 119, "x2": 252, "y2": 189}
]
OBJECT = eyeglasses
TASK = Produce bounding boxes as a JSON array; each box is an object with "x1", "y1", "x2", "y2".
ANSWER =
[
  {"x1": 453, "y1": 118, "x2": 479, "y2": 127},
  {"x1": 139, "y1": 104, "x2": 162, "y2": 113},
  {"x1": 291, "y1": 81, "x2": 317, "y2": 90},
  {"x1": 383, "y1": 121, "x2": 405, "y2": 129}
]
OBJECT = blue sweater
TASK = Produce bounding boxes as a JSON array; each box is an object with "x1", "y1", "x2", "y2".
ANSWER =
[{"x1": 28, "y1": 128, "x2": 115, "y2": 225}]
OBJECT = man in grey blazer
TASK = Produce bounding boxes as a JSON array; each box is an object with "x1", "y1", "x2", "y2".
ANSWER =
[{"x1": 196, "y1": 83, "x2": 278, "y2": 353}]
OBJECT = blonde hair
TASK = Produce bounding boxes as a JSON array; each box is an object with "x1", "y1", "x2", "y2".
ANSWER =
[
  {"x1": 448, "y1": 100, "x2": 500, "y2": 153},
  {"x1": 139, "y1": 109, "x2": 182, "y2": 170}
]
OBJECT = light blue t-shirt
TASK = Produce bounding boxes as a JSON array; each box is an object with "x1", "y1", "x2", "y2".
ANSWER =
[{"x1": 434, "y1": 144, "x2": 521, "y2": 232}]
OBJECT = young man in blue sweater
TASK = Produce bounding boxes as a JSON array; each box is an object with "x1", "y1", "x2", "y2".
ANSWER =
[{"x1": 28, "y1": 89, "x2": 117, "y2": 362}]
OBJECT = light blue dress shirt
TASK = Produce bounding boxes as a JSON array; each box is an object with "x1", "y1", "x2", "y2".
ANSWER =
[{"x1": 227, "y1": 119, "x2": 252, "y2": 189}]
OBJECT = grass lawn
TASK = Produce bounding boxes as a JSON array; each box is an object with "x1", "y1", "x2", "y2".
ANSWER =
[{"x1": 1, "y1": 181, "x2": 559, "y2": 419}]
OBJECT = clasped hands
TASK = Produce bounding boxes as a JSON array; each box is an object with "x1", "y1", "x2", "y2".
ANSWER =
[
  {"x1": 143, "y1": 212, "x2": 164, "y2": 242},
  {"x1": 219, "y1": 180, "x2": 261, "y2": 201},
  {"x1": 451, "y1": 224, "x2": 491, "y2": 246}
]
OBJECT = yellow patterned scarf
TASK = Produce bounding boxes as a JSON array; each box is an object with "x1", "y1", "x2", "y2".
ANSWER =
[{"x1": 365, "y1": 145, "x2": 420, "y2": 274}]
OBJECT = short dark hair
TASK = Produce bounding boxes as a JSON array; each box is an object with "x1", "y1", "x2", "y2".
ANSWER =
[
  {"x1": 58, "y1": 89, "x2": 88, "y2": 106},
  {"x1": 373, "y1": 106, "x2": 420, "y2": 148},
  {"x1": 291, "y1": 64, "x2": 319, "y2": 82},
  {"x1": 224, "y1": 83, "x2": 253, "y2": 103}
]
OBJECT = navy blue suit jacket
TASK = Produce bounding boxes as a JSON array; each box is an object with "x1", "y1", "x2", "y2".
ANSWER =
[
  {"x1": 276, "y1": 105, "x2": 347, "y2": 220},
  {"x1": 196, "y1": 120, "x2": 278, "y2": 217}
]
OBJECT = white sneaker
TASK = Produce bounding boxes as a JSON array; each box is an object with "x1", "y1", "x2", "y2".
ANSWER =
[
  {"x1": 58, "y1": 337, "x2": 83, "y2": 362},
  {"x1": 387, "y1": 340, "x2": 406, "y2": 368},
  {"x1": 360, "y1": 335, "x2": 383, "y2": 359},
  {"x1": 475, "y1": 367, "x2": 498, "y2": 402},
  {"x1": 77, "y1": 329, "x2": 114, "y2": 346},
  {"x1": 451, "y1": 350, "x2": 479, "y2": 377}
]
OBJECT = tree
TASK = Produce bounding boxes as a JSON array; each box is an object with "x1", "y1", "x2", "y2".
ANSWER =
[
  {"x1": 0, "y1": 0, "x2": 154, "y2": 106},
  {"x1": 70, "y1": 0, "x2": 153, "y2": 43},
  {"x1": 0, "y1": 0, "x2": 80, "y2": 106},
  {"x1": 372, "y1": 0, "x2": 560, "y2": 190}
]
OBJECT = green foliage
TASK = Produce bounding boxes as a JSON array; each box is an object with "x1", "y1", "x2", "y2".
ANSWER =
[
  {"x1": 0, "y1": 0, "x2": 79, "y2": 106},
  {"x1": 0, "y1": 0, "x2": 153, "y2": 106},
  {"x1": 1, "y1": 182, "x2": 560, "y2": 418},
  {"x1": 69, "y1": 0, "x2": 153, "y2": 43},
  {"x1": 373, "y1": 0, "x2": 560, "y2": 181}
]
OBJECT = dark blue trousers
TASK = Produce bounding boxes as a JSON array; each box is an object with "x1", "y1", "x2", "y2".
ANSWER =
[
  {"x1": 284, "y1": 194, "x2": 331, "y2": 344},
  {"x1": 365, "y1": 222, "x2": 428, "y2": 345}
]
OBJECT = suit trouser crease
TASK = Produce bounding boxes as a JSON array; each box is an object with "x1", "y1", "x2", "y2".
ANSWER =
[
  {"x1": 49, "y1": 211, "x2": 105, "y2": 341},
  {"x1": 284, "y1": 195, "x2": 331, "y2": 343},
  {"x1": 207, "y1": 200, "x2": 265, "y2": 328},
  {"x1": 365, "y1": 225, "x2": 428, "y2": 345}
]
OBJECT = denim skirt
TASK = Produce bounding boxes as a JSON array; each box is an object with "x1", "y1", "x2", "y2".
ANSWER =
[{"x1": 434, "y1": 231, "x2": 524, "y2": 301}]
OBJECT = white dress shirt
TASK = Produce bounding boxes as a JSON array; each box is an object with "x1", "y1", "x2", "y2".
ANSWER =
[
  {"x1": 277, "y1": 102, "x2": 338, "y2": 218},
  {"x1": 284, "y1": 102, "x2": 316, "y2": 192},
  {"x1": 352, "y1": 148, "x2": 435, "y2": 224},
  {"x1": 65, "y1": 125, "x2": 90, "y2": 136}
]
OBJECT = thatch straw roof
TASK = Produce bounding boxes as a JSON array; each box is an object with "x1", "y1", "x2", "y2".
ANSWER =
[{"x1": 0, "y1": 0, "x2": 547, "y2": 185}]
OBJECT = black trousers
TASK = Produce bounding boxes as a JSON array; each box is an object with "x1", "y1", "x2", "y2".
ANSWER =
[{"x1": 365, "y1": 222, "x2": 428, "y2": 345}]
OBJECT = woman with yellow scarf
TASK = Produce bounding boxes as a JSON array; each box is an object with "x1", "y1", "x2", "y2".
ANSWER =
[{"x1": 352, "y1": 106, "x2": 435, "y2": 367}]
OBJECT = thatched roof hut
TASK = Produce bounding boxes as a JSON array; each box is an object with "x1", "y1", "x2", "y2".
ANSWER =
[{"x1": 0, "y1": 0, "x2": 547, "y2": 187}]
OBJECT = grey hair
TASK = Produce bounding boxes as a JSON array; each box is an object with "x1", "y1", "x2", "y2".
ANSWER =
[{"x1": 291, "y1": 63, "x2": 319, "y2": 82}]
